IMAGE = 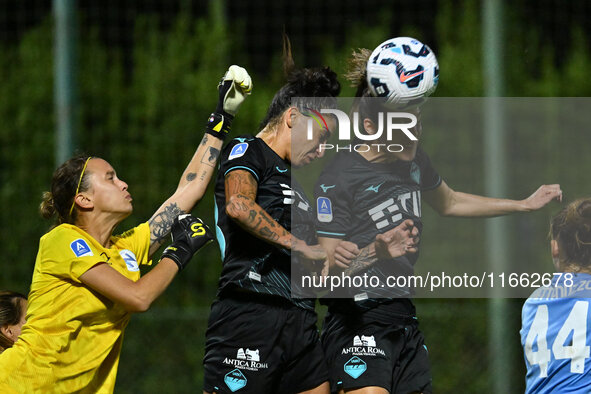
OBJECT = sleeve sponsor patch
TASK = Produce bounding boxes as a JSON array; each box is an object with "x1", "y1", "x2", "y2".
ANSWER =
[
  {"x1": 70, "y1": 239, "x2": 93, "y2": 257},
  {"x1": 119, "y1": 249, "x2": 140, "y2": 272},
  {"x1": 317, "y1": 197, "x2": 333, "y2": 223},
  {"x1": 228, "y1": 143, "x2": 249, "y2": 160}
]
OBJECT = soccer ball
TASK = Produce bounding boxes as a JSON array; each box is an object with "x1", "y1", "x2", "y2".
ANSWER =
[{"x1": 366, "y1": 37, "x2": 439, "y2": 104}]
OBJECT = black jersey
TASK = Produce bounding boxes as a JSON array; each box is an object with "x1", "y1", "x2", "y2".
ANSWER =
[
  {"x1": 314, "y1": 147, "x2": 441, "y2": 313},
  {"x1": 214, "y1": 136, "x2": 317, "y2": 310}
]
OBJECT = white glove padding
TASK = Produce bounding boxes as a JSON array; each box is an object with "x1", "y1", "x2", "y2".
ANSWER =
[{"x1": 217, "y1": 65, "x2": 253, "y2": 117}]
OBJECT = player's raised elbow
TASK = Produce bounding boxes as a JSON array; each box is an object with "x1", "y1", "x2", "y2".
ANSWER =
[
  {"x1": 121, "y1": 294, "x2": 152, "y2": 313},
  {"x1": 424, "y1": 198, "x2": 451, "y2": 217},
  {"x1": 225, "y1": 195, "x2": 249, "y2": 222},
  {"x1": 435, "y1": 204, "x2": 454, "y2": 217},
  {"x1": 425, "y1": 188, "x2": 457, "y2": 217},
  {"x1": 121, "y1": 301, "x2": 147, "y2": 313}
]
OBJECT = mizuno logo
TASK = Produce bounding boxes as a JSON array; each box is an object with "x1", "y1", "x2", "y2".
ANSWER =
[
  {"x1": 276, "y1": 166, "x2": 288, "y2": 173},
  {"x1": 365, "y1": 182, "x2": 385, "y2": 193},
  {"x1": 320, "y1": 184, "x2": 336, "y2": 193},
  {"x1": 399, "y1": 70, "x2": 426, "y2": 83}
]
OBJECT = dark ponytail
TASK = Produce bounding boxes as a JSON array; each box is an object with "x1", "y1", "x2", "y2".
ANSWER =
[
  {"x1": 40, "y1": 154, "x2": 93, "y2": 226},
  {"x1": 259, "y1": 35, "x2": 341, "y2": 130}
]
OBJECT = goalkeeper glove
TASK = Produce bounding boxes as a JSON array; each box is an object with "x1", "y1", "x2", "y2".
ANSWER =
[
  {"x1": 159, "y1": 214, "x2": 215, "y2": 271},
  {"x1": 205, "y1": 65, "x2": 253, "y2": 140}
]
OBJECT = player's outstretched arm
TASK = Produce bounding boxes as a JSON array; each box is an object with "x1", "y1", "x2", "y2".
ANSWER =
[
  {"x1": 319, "y1": 219, "x2": 419, "y2": 276},
  {"x1": 148, "y1": 66, "x2": 252, "y2": 257},
  {"x1": 424, "y1": 180, "x2": 562, "y2": 218},
  {"x1": 80, "y1": 214, "x2": 214, "y2": 312},
  {"x1": 225, "y1": 169, "x2": 327, "y2": 269}
]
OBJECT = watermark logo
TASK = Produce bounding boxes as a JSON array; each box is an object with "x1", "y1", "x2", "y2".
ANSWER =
[
  {"x1": 305, "y1": 107, "x2": 418, "y2": 153},
  {"x1": 302, "y1": 107, "x2": 329, "y2": 134}
]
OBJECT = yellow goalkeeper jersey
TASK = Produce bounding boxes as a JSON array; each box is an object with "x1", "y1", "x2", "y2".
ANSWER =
[{"x1": 0, "y1": 222, "x2": 151, "y2": 393}]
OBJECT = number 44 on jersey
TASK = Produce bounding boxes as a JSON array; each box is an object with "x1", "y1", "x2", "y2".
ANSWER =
[{"x1": 523, "y1": 300, "x2": 590, "y2": 377}]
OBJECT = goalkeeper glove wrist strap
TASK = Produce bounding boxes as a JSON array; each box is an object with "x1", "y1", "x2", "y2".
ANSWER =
[
  {"x1": 205, "y1": 112, "x2": 233, "y2": 140},
  {"x1": 161, "y1": 245, "x2": 189, "y2": 271}
]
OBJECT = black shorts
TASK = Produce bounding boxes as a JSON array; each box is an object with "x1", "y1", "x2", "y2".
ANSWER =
[
  {"x1": 321, "y1": 311, "x2": 432, "y2": 394},
  {"x1": 203, "y1": 293, "x2": 328, "y2": 393}
]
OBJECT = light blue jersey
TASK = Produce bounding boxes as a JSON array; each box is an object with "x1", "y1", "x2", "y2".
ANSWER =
[{"x1": 521, "y1": 273, "x2": 591, "y2": 393}]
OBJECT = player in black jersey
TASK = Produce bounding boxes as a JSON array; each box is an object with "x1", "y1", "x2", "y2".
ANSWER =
[
  {"x1": 314, "y1": 49, "x2": 563, "y2": 394},
  {"x1": 202, "y1": 42, "x2": 340, "y2": 394}
]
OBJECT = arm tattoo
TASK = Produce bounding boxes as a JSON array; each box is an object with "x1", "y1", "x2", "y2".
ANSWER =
[
  {"x1": 246, "y1": 206, "x2": 287, "y2": 246},
  {"x1": 186, "y1": 172, "x2": 197, "y2": 181},
  {"x1": 208, "y1": 147, "x2": 220, "y2": 163},
  {"x1": 227, "y1": 195, "x2": 288, "y2": 247},
  {"x1": 261, "y1": 214, "x2": 278, "y2": 228},
  {"x1": 199, "y1": 169, "x2": 208, "y2": 181},
  {"x1": 200, "y1": 146, "x2": 220, "y2": 168},
  {"x1": 343, "y1": 247, "x2": 376, "y2": 276},
  {"x1": 225, "y1": 169, "x2": 289, "y2": 247},
  {"x1": 148, "y1": 203, "x2": 184, "y2": 244},
  {"x1": 199, "y1": 134, "x2": 209, "y2": 147},
  {"x1": 259, "y1": 227, "x2": 280, "y2": 242},
  {"x1": 225, "y1": 171, "x2": 257, "y2": 200}
]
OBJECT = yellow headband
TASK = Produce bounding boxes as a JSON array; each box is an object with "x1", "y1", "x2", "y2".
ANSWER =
[{"x1": 69, "y1": 157, "x2": 92, "y2": 217}]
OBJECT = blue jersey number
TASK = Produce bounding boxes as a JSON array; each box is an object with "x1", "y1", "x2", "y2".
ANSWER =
[{"x1": 524, "y1": 300, "x2": 590, "y2": 377}]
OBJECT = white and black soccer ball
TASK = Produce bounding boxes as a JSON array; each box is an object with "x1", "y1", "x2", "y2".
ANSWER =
[{"x1": 366, "y1": 37, "x2": 439, "y2": 104}]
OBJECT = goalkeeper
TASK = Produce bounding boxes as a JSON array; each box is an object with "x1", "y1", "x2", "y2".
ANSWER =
[{"x1": 0, "y1": 65, "x2": 252, "y2": 393}]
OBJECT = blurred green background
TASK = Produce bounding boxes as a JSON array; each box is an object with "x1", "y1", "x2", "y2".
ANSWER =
[{"x1": 1, "y1": 0, "x2": 591, "y2": 392}]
